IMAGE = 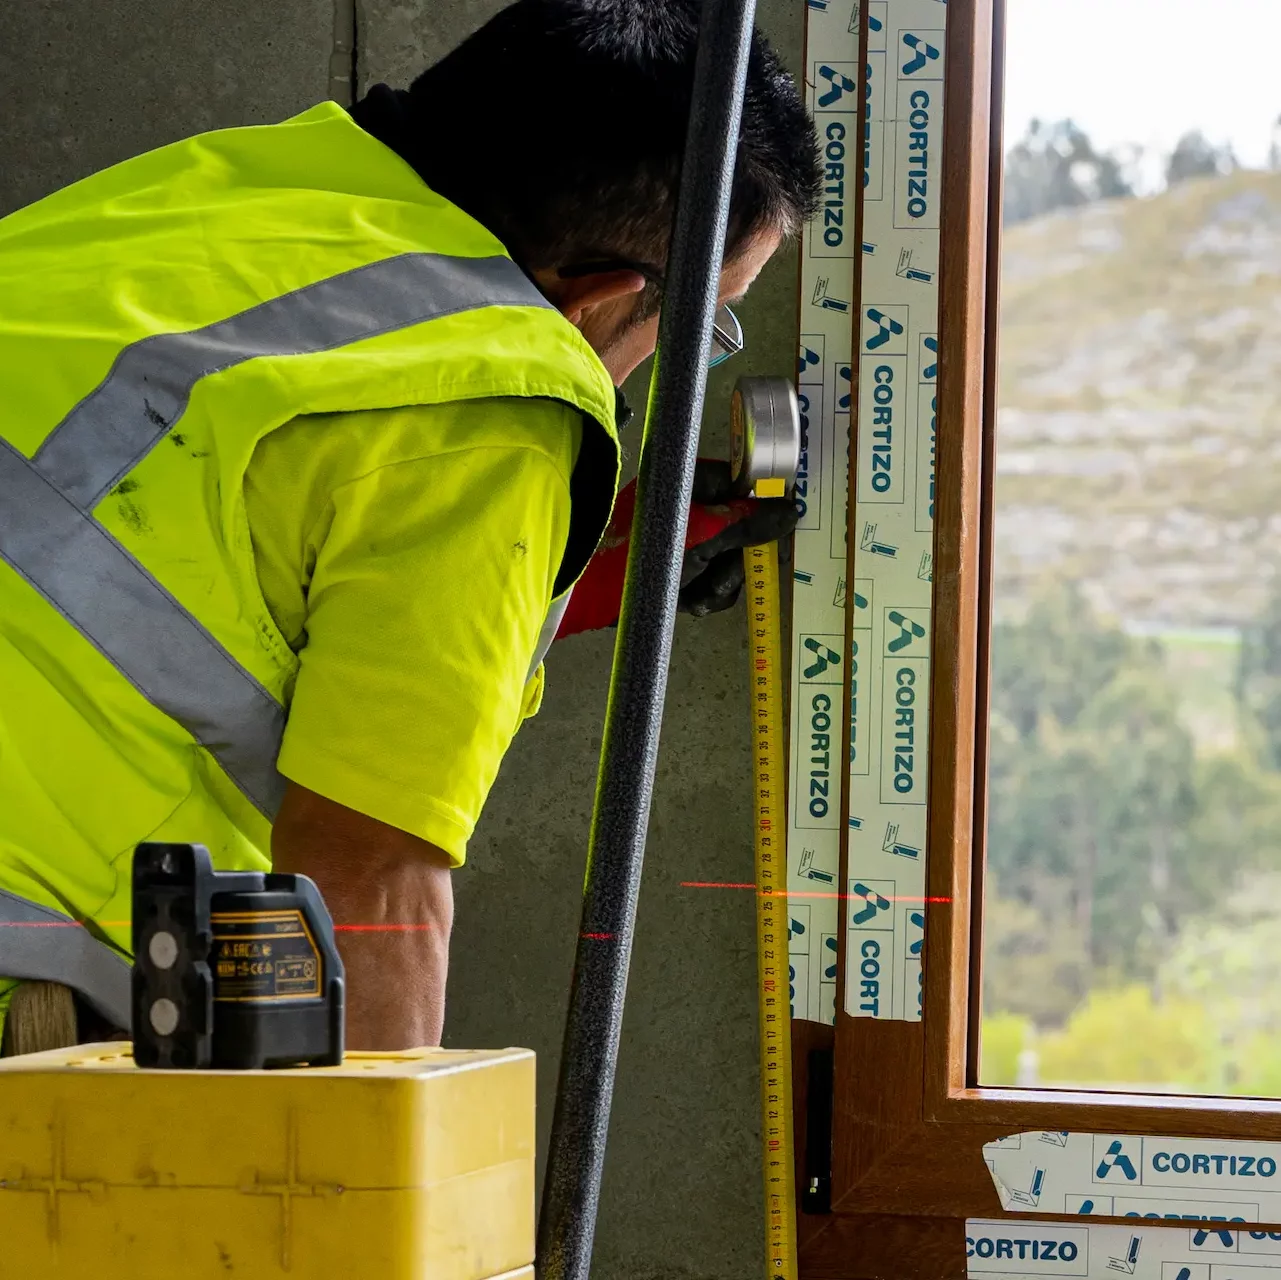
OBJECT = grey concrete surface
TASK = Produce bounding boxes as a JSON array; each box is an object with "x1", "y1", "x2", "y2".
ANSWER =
[
  {"x1": 2, "y1": 2, "x2": 806, "y2": 1275},
  {"x1": 0, "y1": 0, "x2": 334, "y2": 217}
]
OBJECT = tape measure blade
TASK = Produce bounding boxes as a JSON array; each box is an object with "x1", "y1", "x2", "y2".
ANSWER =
[{"x1": 746, "y1": 541, "x2": 799, "y2": 1280}]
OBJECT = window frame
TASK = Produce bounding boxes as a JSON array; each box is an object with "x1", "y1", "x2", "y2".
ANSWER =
[
  {"x1": 919, "y1": 0, "x2": 1281, "y2": 1137},
  {"x1": 798, "y1": 3, "x2": 1281, "y2": 1274}
]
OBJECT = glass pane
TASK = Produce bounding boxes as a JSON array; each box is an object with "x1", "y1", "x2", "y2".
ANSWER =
[{"x1": 978, "y1": 0, "x2": 1281, "y2": 1095}]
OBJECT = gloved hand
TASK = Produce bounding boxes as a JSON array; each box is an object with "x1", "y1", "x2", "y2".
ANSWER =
[{"x1": 556, "y1": 458, "x2": 798, "y2": 638}]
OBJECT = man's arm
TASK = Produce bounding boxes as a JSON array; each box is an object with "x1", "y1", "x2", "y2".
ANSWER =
[{"x1": 271, "y1": 780, "x2": 454, "y2": 1051}]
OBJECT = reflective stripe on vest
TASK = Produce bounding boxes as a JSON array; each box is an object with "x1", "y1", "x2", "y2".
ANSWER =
[
  {"x1": 0, "y1": 890, "x2": 133, "y2": 1032},
  {"x1": 0, "y1": 252, "x2": 556, "y2": 821}
]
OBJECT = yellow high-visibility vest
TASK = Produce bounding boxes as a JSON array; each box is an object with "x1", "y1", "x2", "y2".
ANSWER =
[{"x1": 0, "y1": 102, "x2": 620, "y2": 1027}]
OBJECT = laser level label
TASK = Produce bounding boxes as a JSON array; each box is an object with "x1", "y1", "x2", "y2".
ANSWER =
[
  {"x1": 842, "y1": 0, "x2": 946, "y2": 1022},
  {"x1": 212, "y1": 910, "x2": 321, "y2": 1002}
]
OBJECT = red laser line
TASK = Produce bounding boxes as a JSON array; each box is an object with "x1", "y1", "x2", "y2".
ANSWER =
[{"x1": 580, "y1": 932, "x2": 615, "y2": 940}]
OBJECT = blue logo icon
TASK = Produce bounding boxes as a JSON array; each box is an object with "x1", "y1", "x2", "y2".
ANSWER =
[
  {"x1": 901, "y1": 33, "x2": 941, "y2": 76},
  {"x1": 921, "y1": 335, "x2": 938, "y2": 380},
  {"x1": 851, "y1": 882, "x2": 891, "y2": 925},
  {"x1": 798, "y1": 344, "x2": 821, "y2": 378},
  {"x1": 803, "y1": 636, "x2": 841, "y2": 678},
  {"x1": 887, "y1": 609, "x2": 927, "y2": 653},
  {"x1": 1095, "y1": 1140, "x2": 1138, "y2": 1182},
  {"x1": 865, "y1": 307, "x2": 905, "y2": 350},
  {"x1": 1192, "y1": 1227, "x2": 1234, "y2": 1249},
  {"x1": 818, "y1": 64, "x2": 857, "y2": 107},
  {"x1": 837, "y1": 364, "x2": 851, "y2": 410},
  {"x1": 907, "y1": 911, "x2": 924, "y2": 954}
]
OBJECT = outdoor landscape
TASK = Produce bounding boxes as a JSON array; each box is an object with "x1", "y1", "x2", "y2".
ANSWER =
[{"x1": 978, "y1": 119, "x2": 1281, "y2": 1093}]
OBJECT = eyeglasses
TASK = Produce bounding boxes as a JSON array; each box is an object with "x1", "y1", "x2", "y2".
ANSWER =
[{"x1": 557, "y1": 258, "x2": 744, "y2": 369}]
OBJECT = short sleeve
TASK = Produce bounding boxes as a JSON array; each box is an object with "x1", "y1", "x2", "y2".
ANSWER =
[{"x1": 273, "y1": 409, "x2": 577, "y2": 866}]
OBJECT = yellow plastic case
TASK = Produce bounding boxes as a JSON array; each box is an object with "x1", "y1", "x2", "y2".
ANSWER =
[{"x1": 0, "y1": 1043, "x2": 535, "y2": 1279}]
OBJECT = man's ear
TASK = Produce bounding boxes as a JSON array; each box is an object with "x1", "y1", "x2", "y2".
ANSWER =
[{"x1": 532, "y1": 268, "x2": 648, "y2": 325}]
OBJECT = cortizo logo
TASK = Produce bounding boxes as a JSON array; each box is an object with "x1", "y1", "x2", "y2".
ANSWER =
[
  {"x1": 1153, "y1": 1150, "x2": 1278, "y2": 1177},
  {"x1": 853, "y1": 937, "x2": 883, "y2": 1015},
  {"x1": 817, "y1": 63, "x2": 856, "y2": 108},
  {"x1": 806, "y1": 691, "x2": 833, "y2": 819},
  {"x1": 1095, "y1": 1140, "x2": 1138, "y2": 1181},
  {"x1": 862, "y1": 56, "x2": 876, "y2": 191},
  {"x1": 901, "y1": 33, "x2": 941, "y2": 77},
  {"x1": 891, "y1": 667, "x2": 917, "y2": 794},
  {"x1": 803, "y1": 636, "x2": 841, "y2": 679},
  {"x1": 795, "y1": 391, "x2": 811, "y2": 519},
  {"x1": 821, "y1": 121, "x2": 847, "y2": 247},
  {"x1": 865, "y1": 307, "x2": 904, "y2": 350},
  {"x1": 850, "y1": 882, "x2": 891, "y2": 926},
  {"x1": 965, "y1": 1236, "x2": 1079, "y2": 1263},
  {"x1": 869, "y1": 365, "x2": 894, "y2": 491},
  {"x1": 903, "y1": 88, "x2": 932, "y2": 220},
  {"x1": 887, "y1": 610, "x2": 927, "y2": 653}
]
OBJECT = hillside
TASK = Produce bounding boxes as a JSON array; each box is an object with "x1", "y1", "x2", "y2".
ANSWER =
[{"x1": 994, "y1": 169, "x2": 1281, "y2": 628}]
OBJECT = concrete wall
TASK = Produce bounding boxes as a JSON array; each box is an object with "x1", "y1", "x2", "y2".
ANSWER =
[{"x1": 1, "y1": 3, "x2": 805, "y2": 1275}]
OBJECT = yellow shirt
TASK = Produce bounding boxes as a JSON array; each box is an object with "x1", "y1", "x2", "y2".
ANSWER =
[{"x1": 244, "y1": 397, "x2": 582, "y2": 866}]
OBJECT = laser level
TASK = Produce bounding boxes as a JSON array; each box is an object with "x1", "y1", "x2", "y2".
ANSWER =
[{"x1": 131, "y1": 841, "x2": 345, "y2": 1070}]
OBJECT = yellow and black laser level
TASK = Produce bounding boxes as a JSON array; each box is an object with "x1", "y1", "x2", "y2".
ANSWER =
[{"x1": 131, "y1": 841, "x2": 345, "y2": 1070}]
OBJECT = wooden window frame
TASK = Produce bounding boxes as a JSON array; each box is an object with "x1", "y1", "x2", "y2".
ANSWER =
[{"x1": 796, "y1": 0, "x2": 1281, "y2": 1273}]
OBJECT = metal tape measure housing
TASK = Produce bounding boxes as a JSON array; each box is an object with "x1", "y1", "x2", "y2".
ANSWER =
[{"x1": 730, "y1": 376, "x2": 802, "y2": 498}]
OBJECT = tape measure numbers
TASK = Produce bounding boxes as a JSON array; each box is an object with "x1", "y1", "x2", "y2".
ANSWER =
[
  {"x1": 747, "y1": 539, "x2": 799, "y2": 1279},
  {"x1": 732, "y1": 374, "x2": 804, "y2": 1278}
]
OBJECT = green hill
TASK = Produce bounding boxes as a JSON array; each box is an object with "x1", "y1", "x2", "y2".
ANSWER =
[{"x1": 994, "y1": 169, "x2": 1281, "y2": 628}]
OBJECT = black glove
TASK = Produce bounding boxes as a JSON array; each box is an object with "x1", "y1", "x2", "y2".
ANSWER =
[{"x1": 678, "y1": 459, "x2": 798, "y2": 617}]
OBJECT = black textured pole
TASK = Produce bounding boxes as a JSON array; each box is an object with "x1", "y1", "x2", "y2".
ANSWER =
[{"x1": 536, "y1": 0, "x2": 757, "y2": 1276}]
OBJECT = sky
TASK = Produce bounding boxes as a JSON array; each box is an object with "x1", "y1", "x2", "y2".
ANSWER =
[{"x1": 1003, "y1": 0, "x2": 1281, "y2": 177}]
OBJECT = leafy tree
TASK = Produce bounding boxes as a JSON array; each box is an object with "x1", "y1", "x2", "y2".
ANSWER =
[
  {"x1": 1237, "y1": 579, "x2": 1281, "y2": 768},
  {"x1": 978, "y1": 1011, "x2": 1031, "y2": 1087},
  {"x1": 1035, "y1": 985, "x2": 1216, "y2": 1090},
  {"x1": 1166, "y1": 129, "x2": 1238, "y2": 187},
  {"x1": 986, "y1": 582, "x2": 1197, "y2": 994},
  {"x1": 1003, "y1": 119, "x2": 1133, "y2": 225},
  {"x1": 1160, "y1": 875, "x2": 1281, "y2": 1094}
]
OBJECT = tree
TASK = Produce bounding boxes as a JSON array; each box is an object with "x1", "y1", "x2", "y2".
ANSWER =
[
  {"x1": 1160, "y1": 876, "x2": 1281, "y2": 1094},
  {"x1": 986, "y1": 582, "x2": 1199, "y2": 1010},
  {"x1": 1165, "y1": 130, "x2": 1238, "y2": 187},
  {"x1": 1003, "y1": 119, "x2": 1134, "y2": 225},
  {"x1": 1238, "y1": 578, "x2": 1281, "y2": 769}
]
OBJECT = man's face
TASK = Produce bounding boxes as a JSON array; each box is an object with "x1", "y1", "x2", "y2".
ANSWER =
[{"x1": 537, "y1": 227, "x2": 784, "y2": 386}]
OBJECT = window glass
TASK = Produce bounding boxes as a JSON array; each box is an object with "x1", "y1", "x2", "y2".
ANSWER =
[{"x1": 979, "y1": 0, "x2": 1281, "y2": 1095}]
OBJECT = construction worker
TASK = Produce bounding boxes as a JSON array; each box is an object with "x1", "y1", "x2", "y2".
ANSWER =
[{"x1": 0, "y1": 0, "x2": 820, "y2": 1054}]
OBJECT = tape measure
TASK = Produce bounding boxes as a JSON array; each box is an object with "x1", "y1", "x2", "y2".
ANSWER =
[{"x1": 733, "y1": 377, "x2": 801, "y2": 1279}]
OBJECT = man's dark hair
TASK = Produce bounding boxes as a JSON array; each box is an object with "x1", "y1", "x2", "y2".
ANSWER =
[{"x1": 390, "y1": 0, "x2": 820, "y2": 285}]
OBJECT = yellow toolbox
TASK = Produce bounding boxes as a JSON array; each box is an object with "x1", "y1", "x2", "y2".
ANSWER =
[{"x1": 0, "y1": 1042, "x2": 535, "y2": 1279}]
